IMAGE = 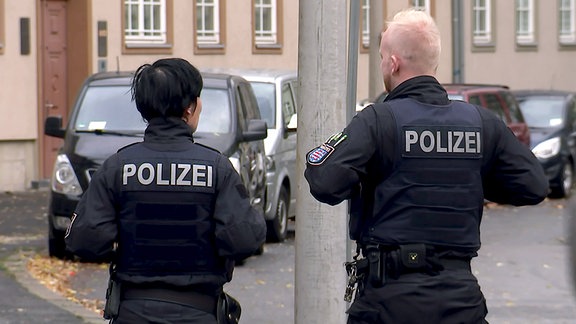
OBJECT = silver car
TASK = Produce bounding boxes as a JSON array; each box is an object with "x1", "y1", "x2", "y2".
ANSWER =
[
  {"x1": 202, "y1": 68, "x2": 298, "y2": 242},
  {"x1": 243, "y1": 70, "x2": 298, "y2": 242}
]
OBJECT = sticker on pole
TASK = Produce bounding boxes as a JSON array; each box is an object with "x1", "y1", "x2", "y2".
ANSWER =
[{"x1": 307, "y1": 144, "x2": 334, "y2": 165}]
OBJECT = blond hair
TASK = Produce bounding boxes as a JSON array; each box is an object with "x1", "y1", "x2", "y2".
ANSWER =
[{"x1": 384, "y1": 8, "x2": 441, "y2": 74}]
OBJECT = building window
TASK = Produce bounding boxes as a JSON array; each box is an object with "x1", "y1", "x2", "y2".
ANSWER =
[
  {"x1": 560, "y1": 0, "x2": 576, "y2": 44},
  {"x1": 0, "y1": 0, "x2": 4, "y2": 54},
  {"x1": 361, "y1": 0, "x2": 370, "y2": 51},
  {"x1": 253, "y1": 0, "x2": 283, "y2": 53},
  {"x1": 411, "y1": 0, "x2": 431, "y2": 16},
  {"x1": 516, "y1": 0, "x2": 535, "y2": 45},
  {"x1": 195, "y1": 0, "x2": 225, "y2": 54},
  {"x1": 122, "y1": 0, "x2": 173, "y2": 53},
  {"x1": 472, "y1": 0, "x2": 493, "y2": 46}
]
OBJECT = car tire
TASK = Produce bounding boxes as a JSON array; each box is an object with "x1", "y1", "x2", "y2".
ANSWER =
[
  {"x1": 551, "y1": 160, "x2": 573, "y2": 198},
  {"x1": 266, "y1": 187, "x2": 289, "y2": 242},
  {"x1": 48, "y1": 221, "x2": 73, "y2": 260}
]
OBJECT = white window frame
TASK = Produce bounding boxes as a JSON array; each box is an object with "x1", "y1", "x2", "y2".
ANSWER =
[
  {"x1": 124, "y1": 0, "x2": 167, "y2": 44},
  {"x1": 411, "y1": 0, "x2": 431, "y2": 15},
  {"x1": 560, "y1": 0, "x2": 576, "y2": 44},
  {"x1": 254, "y1": 0, "x2": 277, "y2": 45},
  {"x1": 473, "y1": 0, "x2": 492, "y2": 45},
  {"x1": 516, "y1": 0, "x2": 535, "y2": 44},
  {"x1": 196, "y1": 0, "x2": 220, "y2": 45},
  {"x1": 361, "y1": 0, "x2": 370, "y2": 48}
]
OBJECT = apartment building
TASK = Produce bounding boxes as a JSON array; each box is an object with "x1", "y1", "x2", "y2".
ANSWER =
[{"x1": 0, "y1": 0, "x2": 574, "y2": 191}]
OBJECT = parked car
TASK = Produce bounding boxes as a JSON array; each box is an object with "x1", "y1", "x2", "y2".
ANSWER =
[
  {"x1": 444, "y1": 84, "x2": 531, "y2": 147},
  {"x1": 44, "y1": 71, "x2": 268, "y2": 259},
  {"x1": 513, "y1": 90, "x2": 576, "y2": 198},
  {"x1": 204, "y1": 68, "x2": 298, "y2": 242}
]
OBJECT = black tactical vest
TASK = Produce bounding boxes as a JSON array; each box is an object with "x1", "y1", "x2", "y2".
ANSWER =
[
  {"x1": 364, "y1": 98, "x2": 484, "y2": 251},
  {"x1": 114, "y1": 141, "x2": 224, "y2": 277}
]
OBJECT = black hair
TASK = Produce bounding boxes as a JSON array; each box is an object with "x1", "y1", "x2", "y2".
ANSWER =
[{"x1": 131, "y1": 58, "x2": 203, "y2": 121}]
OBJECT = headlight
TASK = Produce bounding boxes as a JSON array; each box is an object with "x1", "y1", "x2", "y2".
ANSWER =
[
  {"x1": 51, "y1": 154, "x2": 83, "y2": 195},
  {"x1": 532, "y1": 137, "x2": 561, "y2": 160}
]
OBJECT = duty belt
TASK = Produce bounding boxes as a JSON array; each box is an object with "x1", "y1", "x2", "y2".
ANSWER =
[
  {"x1": 348, "y1": 244, "x2": 470, "y2": 286},
  {"x1": 122, "y1": 286, "x2": 218, "y2": 314}
]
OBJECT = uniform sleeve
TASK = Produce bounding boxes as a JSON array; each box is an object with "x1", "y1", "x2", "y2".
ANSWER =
[
  {"x1": 481, "y1": 111, "x2": 549, "y2": 206},
  {"x1": 213, "y1": 157, "x2": 266, "y2": 258},
  {"x1": 304, "y1": 107, "x2": 379, "y2": 205},
  {"x1": 64, "y1": 156, "x2": 118, "y2": 261}
]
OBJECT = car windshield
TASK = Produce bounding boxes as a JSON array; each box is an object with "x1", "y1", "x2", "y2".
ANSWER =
[
  {"x1": 517, "y1": 96, "x2": 565, "y2": 128},
  {"x1": 250, "y1": 82, "x2": 276, "y2": 129},
  {"x1": 73, "y1": 85, "x2": 232, "y2": 134}
]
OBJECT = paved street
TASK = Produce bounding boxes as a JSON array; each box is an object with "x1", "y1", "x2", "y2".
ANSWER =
[{"x1": 1, "y1": 189, "x2": 576, "y2": 323}]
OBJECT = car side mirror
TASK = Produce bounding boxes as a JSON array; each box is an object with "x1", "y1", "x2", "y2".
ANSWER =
[
  {"x1": 242, "y1": 119, "x2": 268, "y2": 142},
  {"x1": 45, "y1": 116, "x2": 66, "y2": 138},
  {"x1": 286, "y1": 114, "x2": 297, "y2": 132}
]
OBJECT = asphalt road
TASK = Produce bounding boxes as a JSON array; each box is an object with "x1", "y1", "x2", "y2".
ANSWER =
[{"x1": 1, "y1": 189, "x2": 576, "y2": 323}]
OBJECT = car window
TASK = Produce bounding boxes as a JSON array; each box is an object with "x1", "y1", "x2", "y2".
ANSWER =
[
  {"x1": 502, "y1": 92, "x2": 524, "y2": 123},
  {"x1": 250, "y1": 82, "x2": 276, "y2": 129},
  {"x1": 468, "y1": 95, "x2": 481, "y2": 106},
  {"x1": 281, "y1": 83, "x2": 296, "y2": 128},
  {"x1": 73, "y1": 84, "x2": 232, "y2": 135},
  {"x1": 483, "y1": 93, "x2": 507, "y2": 122},
  {"x1": 517, "y1": 96, "x2": 565, "y2": 128},
  {"x1": 74, "y1": 85, "x2": 146, "y2": 132},
  {"x1": 196, "y1": 88, "x2": 232, "y2": 134}
]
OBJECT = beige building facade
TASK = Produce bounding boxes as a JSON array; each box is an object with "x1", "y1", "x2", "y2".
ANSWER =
[{"x1": 0, "y1": 0, "x2": 574, "y2": 191}]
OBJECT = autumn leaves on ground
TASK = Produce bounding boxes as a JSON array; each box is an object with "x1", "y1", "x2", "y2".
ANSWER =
[{"x1": 26, "y1": 254, "x2": 105, "y2": 314}]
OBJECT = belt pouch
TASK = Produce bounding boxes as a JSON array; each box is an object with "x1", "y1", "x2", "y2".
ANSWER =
[{"x1": 399, "y1": 244, "x2": 427, "y2": 269}]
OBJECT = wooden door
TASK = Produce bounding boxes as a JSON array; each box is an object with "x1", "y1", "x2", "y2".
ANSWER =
[{"x1": 41, "y1": 0, "x2": 68, "y2": 178}]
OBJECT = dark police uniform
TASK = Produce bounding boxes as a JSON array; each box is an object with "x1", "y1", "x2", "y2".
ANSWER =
[
  {"x1": 65, "y1": 117, "x2": 266, "y2": 323},
  {"x1": 305, "y1": 76, "x2": 548, "y2": 324}
]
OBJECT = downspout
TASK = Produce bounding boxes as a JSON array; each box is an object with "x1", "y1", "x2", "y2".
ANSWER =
[{"x1": 452, "y1": 0, "x2": 464, "y2": 83}]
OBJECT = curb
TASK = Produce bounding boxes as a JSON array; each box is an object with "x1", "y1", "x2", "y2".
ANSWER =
[{"x1": 4, "y1": 252, "x2": 105, "y2": 324}]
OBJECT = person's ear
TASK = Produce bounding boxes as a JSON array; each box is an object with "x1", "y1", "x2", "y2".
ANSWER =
[{"x1": 390, "y1": 55, "x2": 400, "y2": 74}]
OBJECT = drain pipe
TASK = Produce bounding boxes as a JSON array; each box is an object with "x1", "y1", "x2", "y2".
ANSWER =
[{"x1": 452, "y1": 0, "x2": 464, "y2": 83}]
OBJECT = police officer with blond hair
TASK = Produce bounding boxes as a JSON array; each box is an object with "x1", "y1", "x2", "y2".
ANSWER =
[
  {"x1": 305, "y1": 8, "x2": 548, "y2": 324},
  {"x1": 65, "y1": 58, "x2": 266, "y2": 323}
]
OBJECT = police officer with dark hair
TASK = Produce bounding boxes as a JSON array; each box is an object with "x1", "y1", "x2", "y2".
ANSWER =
[
  {"x1": 65, "y1": 58, "x2": 266, "y2": 323},
  {"x1": 305, "y1": 9, "x2": 548, "y2": 324}
]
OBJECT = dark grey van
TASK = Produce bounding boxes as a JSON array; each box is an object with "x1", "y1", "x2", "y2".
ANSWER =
[{"x1": 44, "y1": 71, "x2": 267, "y2": 259}]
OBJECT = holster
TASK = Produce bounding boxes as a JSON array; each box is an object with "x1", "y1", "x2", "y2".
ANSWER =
[
  {"x1": 365, "y1": 244, "x2": 383, "y2": 287},
  {"x1": 103, "y1": 265, "x2": 121, "y2": 320},
  {"x1": 216, "y1": 292, "x2": 242, "y2": 324}
]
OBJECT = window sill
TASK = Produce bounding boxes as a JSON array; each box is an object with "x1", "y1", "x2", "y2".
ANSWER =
[{"x1": 122, "y1": 43, "x2": 173, "y2": 55}]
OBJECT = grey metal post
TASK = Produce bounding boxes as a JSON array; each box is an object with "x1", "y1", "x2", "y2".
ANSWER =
[
  {"x1": 295, "y1": 0, "x2": 349, "y2": 323},
  {"x1": 368, "y1": 0, "x2": 384, "y2": 100},
  {"x1": 452, "y1": 0, "x2": 464, "y2": 83}
]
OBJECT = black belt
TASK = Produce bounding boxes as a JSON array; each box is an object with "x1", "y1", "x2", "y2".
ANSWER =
[
  {"x1": 122, "y1": 287, "x2": 217, "y2": 314},
  {"x1": 356, "y1": 244, "x2": 472, "y2": 285},
  {"x1": 440, "y1": 258, "x2": 471, "y2": 271}
]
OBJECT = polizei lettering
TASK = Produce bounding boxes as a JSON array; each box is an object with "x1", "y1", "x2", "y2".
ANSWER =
[
  {"x1": 123, "y1": 163, "x2": 213, "y2": 187},
  {"x1": 402, "y1": 126, "x2": 482, "y2": 158}
]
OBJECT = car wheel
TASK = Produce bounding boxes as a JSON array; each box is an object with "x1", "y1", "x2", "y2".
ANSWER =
[
  {"x1": 48, "y1": 221, "x2": 73, "y2": 260},
  {"x1": 266, "y1": 187, "x2": 289, "y2": 242},
  {"x1": 551, "y1": 160, "x2": 573, "y2": 198}
]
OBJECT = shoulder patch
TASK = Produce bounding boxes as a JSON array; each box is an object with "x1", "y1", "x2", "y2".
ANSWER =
[{"x1": 307, "y1": 144, "x2": 334, "y2": 165}]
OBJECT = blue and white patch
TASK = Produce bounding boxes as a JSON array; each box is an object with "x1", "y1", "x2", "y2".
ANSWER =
[{"x1": 307, "y1": 144, "x2": 334, "y2": 165}]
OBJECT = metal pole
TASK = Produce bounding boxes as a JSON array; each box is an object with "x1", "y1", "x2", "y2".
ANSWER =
[
  {"x1": 295, "y1": 0, "x2": 349, "y2": 323},
  {"x1": 347, "y1": 0, "x2": 360, "y2": 123},
  {"x1": 368, "y1": 0, "x2": 384, "y2": 100},
  {"x1": 452, "y1": 0, "x2": 464, "y2": 83}
]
